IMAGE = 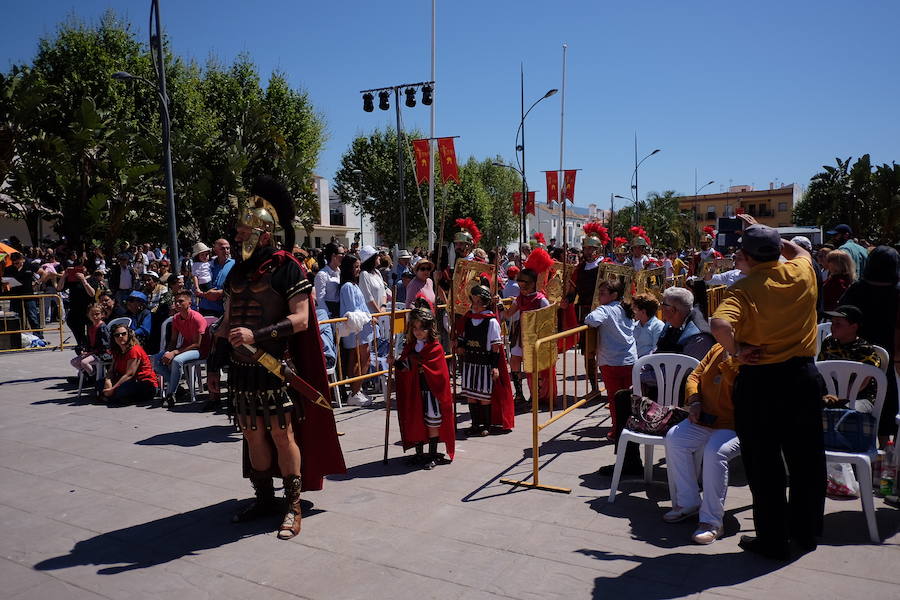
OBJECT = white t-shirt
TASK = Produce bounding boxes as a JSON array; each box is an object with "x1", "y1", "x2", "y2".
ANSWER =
[
  {"x1": 192, "y1": 260, "x2": 212, "y2": 285},
  {"x1": 359, "y1": 270, "x2": 387, "y2": 311}
]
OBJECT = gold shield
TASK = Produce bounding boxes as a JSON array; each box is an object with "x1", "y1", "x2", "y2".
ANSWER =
[
  {"x1": 539, "y1": 261, "x2": 566, "y2": 305},
  {"x1": 522, "y1": 303, "x2": 558, "y2": 374},
  {"x1": 635, "y1": 267, "x2": 666, "y2": 302},
  {"x1": 591, "y1": 263, "x2": 635, "y2": 309},
  {"x1": 452, "y1": 260, "x2": 497, "y2": 316}
]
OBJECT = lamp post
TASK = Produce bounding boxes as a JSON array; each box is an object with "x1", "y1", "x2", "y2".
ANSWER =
[
  {"x1": 630, "y1": 140, "x2": 661, "y2": 225},
  {"x1": 359, "y1": 80, "x2": 433, "y2": 250},
  {"x1": 514, "y1": 72, "x2": 557, "y2": 255},
  {"x1": 111, "y1": 0, "x2": 178, "y2": 263},
  {"x1": 692, "y1": 173, "x2": 715, "y2": 247},
  {"x1": 112, "y1": 68, "x2": 178, "y2": 264}
]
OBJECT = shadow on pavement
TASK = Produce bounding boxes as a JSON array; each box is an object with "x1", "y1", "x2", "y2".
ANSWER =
[
  {"x1": 33, "y1": 498, "x2": 322, "y2": 574},
  {"x1": 0, "y1": 376, "x2": 69, "y2": 386},
  {"x1": 135, "y1": 424, "x2": 240, "y2": 447},
  {"x1": 821, "y1": 507, "x2": 900, "y2": 545},
  {"x1": 576, "y1": 548, "x2": 790, "y2": 599},
  {"x1": 328, "y1": 456, "x2": 422, "y2": 481}
]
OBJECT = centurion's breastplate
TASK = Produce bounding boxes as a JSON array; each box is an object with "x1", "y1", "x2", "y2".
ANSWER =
[
  {"x1": 576, "y1": 264, "x2": 599, "y2": 306},
  {"x1": 228, "y1": 271, "x2": 289, "y2": 363}
]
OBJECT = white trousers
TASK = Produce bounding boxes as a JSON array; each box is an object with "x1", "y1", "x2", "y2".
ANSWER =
[{"x1": 664, "y1": 421, "x2": 741, "y2": 527}]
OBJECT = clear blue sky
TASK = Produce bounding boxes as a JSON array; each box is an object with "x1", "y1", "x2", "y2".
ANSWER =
[{"x1": 3, "y1": 0, "x2": 899, "y2": 213}]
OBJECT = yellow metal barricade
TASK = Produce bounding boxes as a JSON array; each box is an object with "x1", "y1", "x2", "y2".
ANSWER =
[
  {"x1": 0, "y1": 293, "x2": 66, "y2": 353},
  {"x1": 706, "y1": 285, "x2": 727, "y2": 317},
  {"x1": 500, "y1": 324, "x2": 589, "y2": 494}
]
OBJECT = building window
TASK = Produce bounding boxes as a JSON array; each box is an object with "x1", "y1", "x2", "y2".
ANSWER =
[
  {"x1": 314, "y1": 236, "x2": 321, "y2": 248},
  {"x1": 723, "y1": 205, "x2": 735, "y2": 217},
  {"x1": 747, "y1": 204, "x2": 756, "y2": 216},
  {"x1": 778, "y1": 202, "x2": 787, "y2": 212}
]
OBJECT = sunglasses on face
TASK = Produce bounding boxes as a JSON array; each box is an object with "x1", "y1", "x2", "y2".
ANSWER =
[{"x1": 114, "y1": 331, "x2": 128, "y2": 337}]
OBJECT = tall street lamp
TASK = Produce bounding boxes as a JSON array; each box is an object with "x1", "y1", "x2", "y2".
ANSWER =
[
  {"x1": 359, "y1": 81, "x2": 433, "y2": 250},
  {"x1": 111, "y1": 0, "x2": 178, "y2": 263},
  {"x1": 630, "y1": 142, "x2": 661, "y2": 226},
  {"x1": 692, "y1": 176, "x2": 715, "y2": 247},
  {"x1": 515, "y1": 75, "x2": 557, "y2": 254}
]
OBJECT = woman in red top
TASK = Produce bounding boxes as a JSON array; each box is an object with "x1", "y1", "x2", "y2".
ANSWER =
[
  {"x1": 822, "y1": 249, "x2": 855, "y2": 312},
  {"x1": 102, "y1": 323, "x2": 158, "y2": 405}
]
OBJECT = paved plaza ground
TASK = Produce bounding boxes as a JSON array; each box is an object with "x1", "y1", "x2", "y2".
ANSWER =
[{"x1": 1, "y1": 346, "x2": 899, "y2": 600}]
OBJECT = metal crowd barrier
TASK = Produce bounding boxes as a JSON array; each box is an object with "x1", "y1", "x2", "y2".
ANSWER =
[
  {"x1": 500, "y1": 324, "x2": 590, "y2": 494},
  {"x1": 0, "y1": 293, "x2": 66, "y2": 353}
]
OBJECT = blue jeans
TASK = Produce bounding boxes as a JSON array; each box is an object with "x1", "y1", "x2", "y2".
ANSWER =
[
  {"x1": 22, "y1": 299, "x2": 43, "y2": 339},
  {"x1": 113, "y1": 380, "x2": 156, "y2": 404},
  {"x1": 153, "y1": 349, "x2": 200, "y2": 395}
]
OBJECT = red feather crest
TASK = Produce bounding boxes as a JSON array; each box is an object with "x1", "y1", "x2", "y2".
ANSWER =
[
  {"x1": 532, "y1": 232, "x2": 546, "y2": 245},
  {"x1": 613, "y1": 236, "x2": 628, "y2": 248},
  {"x1": 629, "y1": 225, "x2": 651, "y2": 244},
  {"x1": 703, "y1": 226, "x2": 715, "y2": 236},
  {"x1": 454, "y1": 217, "x2": 482, "y2": 245},
  {"x1": 583, "y1": 222, "x2": 610, "y2": 245},
  {"x1": 524, "y1": 247, "x2": 554, "y2": 275}
]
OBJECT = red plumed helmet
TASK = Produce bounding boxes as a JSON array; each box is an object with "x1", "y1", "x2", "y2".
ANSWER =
[
  {"x1": 524, "y1": 247, "x2": 554, "y2": 275},
  {"x1": 532, "y1": 232, "x2": 547, "y2": 246},
  {"x1": 583, "y1": 222, "x2": 610, "y2": 246},
  {"x1": 453, "y1": 217, "x2": 482, "y2": 246},
  {"x1": 703, "y1": 225, "x2": 715, "y2": 236},
  {"x1": 613, "y1": 236, "x2": 628, "y2": 249}
]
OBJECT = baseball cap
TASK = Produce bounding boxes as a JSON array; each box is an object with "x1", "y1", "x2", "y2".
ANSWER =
[
  {"x1": 826, "y1": 224, "x2": 852, "y2": 236},
  {"x1": 127, "y1": 291, "x2": 148, "y2": 304},
  {"x1": 790, "y1": 236, "x2": 812, "y2": 252},
  {"x1": 823, "y1": 304, "x2": 863, "y2": 324},
  {"x1": 738, "y1": 225, "x2": 782, "y2": 261}
]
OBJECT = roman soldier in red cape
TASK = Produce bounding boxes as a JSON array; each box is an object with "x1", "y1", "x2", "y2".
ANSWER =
[
  {"x1": 500, "y1": 248, "x2": 557, "y2": 406},
  {"x1": 392, "y1": 300, "x2": 455, "y2": 468},
  {"x1": 457, "y1": 284, "x2": 515, "y2": 435},
  {"x1": 690, "y1": 226, "x2": 723, "y2": 276},
  {"x1": 562, "y1": 222, "x2": 609, "y2": 395},
  {"x1": 224, "y1": 176, "x2": 345, "y2": 540}
]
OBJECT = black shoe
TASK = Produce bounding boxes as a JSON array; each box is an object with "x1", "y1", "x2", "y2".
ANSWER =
[
  {"x1": 165, "y1": 395, "x2": 175, "y2": 410},
  {"x1": 598, "y1": 461, "x2": 643, "y2": 477},
  {"x1": 739, "y1": 535, "x2": 790, "y2": 561},
  {"x1": 174, "y1": 387, "x2": 190, "y2": 402}
]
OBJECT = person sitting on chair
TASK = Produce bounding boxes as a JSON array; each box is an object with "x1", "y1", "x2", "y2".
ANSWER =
[
  {"x1": 663, "y1": 343, "x2": 741, "y2": 545},
  {"x1": 152, "y1": 290, "x2": 207, "y2": 409}
]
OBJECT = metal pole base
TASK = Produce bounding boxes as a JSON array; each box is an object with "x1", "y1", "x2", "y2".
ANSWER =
[{"x1": 499, "y1": 478, "x2": 571, "y2": 494}]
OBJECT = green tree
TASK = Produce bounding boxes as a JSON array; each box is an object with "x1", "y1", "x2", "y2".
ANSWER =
[
  {"x1": 334, "y1": 130, "x2": 520, "y2": 250},
  {"x1": 2, "y1": 12, "x2": 326, "y2": 251},
  {"x1": 794, "y1": 155, "x2": 898, "y2": 243}
]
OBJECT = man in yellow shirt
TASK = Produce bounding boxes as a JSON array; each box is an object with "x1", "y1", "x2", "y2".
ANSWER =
[{"x1": 710, "y1": 219, "x2": 825, "y2": 560}]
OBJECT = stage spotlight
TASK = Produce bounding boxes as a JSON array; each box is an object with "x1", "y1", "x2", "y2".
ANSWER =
[
  {"x1": 404, "y1": 87, "x2": 416, "y2": 108},
  {"x1": 421, "y1": 84, "x2": 433, "y2": 106},
  {"x1": 362, "y1": 93, "x2": 374, "y2": 112},
  {"x1": 378, "y1": 90, "x2": 390, "y2": 111}
]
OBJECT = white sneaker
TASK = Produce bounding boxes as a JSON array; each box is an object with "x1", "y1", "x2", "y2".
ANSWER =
[
  {"x1": 662, "y1": 505, "x2": 700, "y2": 523},
  {"x1": 347, "y1": 392, "x2": 372, "y2": 407},
  {"x1": 691, "y1": 523, "x2": 722, "y2": 545}
]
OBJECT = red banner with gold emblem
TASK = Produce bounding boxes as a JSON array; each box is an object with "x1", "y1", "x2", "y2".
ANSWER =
[
  {"x1": 437, "y1": 137, "x2": 460, "y2": 184},
  {"x1": 546, "y1": 171, "x2": 559, "y2": 205},
  {"x1": 563, "y1": 170, "x2": 577, "y2": 202},
  {"x1": 412, "y1": 139, "x2": 430, "y2": 185},
  {"x1": 512, "y1": 191, "x2": 522, "y2": 215},
  {"x1": 526, "y1": 191, "x2": 536, "y2": 215}
]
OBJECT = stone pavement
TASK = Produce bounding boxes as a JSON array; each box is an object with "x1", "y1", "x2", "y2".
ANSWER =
[{"x1": 1, "y1": 347, "x2": 899, "y2": 600}]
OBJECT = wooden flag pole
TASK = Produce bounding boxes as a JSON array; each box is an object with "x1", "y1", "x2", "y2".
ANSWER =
[{"x1": 382, "y1": 283, "x2": 398, "y2": 464}]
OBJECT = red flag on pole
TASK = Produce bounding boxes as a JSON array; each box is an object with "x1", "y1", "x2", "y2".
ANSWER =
[
  {"x1": 526, "y1": 191, "x2": 536, "y2": 215},
  {"x1": 512, "y1": 191, "x2": 522, "y2": 215},
  {"x1": 563, "y1": 170, "x2": 577, "y2": 202},
  {"x1": 545, "y1": 171, "x2": 559, "y2": 205},
  {"x1": 437, "y1": 137, "x2": 460, "y2": 184},
  {"x1": 412, "y1": 139, "x2": 430, "y2": 185}
]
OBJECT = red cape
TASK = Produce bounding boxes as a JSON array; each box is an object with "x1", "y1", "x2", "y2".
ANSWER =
[
  {"x1": 455, "y1": 311, "x2": 516, "y2": 430},
  {"x1": 395, "y1": 340, "x2": 455, "y2": 460},
  {"x1": 241, "y1": 250, "x2": 347, "y2": 492}
]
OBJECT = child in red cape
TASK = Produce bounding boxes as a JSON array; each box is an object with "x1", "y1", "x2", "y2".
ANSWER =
[{"x1": 391, "y1": 301, "x2": 454, "y2": 468}]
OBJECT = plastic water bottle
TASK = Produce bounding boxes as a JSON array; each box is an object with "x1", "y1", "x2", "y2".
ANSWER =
[{"x1": 880, "y1": 441, "x2": 896, "y2": 496}]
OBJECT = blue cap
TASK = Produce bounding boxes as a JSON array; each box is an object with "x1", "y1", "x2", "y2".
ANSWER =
[
  {"x1": 127, "y1": 291, "x2": 148, "y2": 303},
  {"x1": 826, "y1": 224, "x2": 852, "y2": 236}
]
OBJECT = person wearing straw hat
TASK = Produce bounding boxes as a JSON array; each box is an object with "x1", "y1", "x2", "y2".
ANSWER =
[
  {"x1": 405, "y1": 256, "x2": 436, "y2": 306},
  {"x1": 191, "y1": 242, "x2": 213, "y2": 293}
]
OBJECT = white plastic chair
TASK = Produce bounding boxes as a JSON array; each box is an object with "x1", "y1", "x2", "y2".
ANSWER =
[
  {"x1": 816, "y1": 322, "x2": 832, "y2": 353},
  {"x1": 817, "y1": 360, "x2": 888, "y2": 543},
  {"x1": 608, "y1": 353, "x2": 700, "y2": 503},
  {"x1": 78, "y1": 317, "x2": 131, "y2": 398},
  {"x1": 872, "y1": 345, "x2": 889, "y2": 374}
]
